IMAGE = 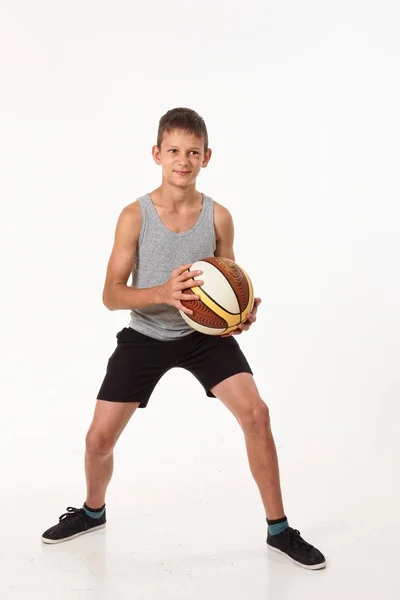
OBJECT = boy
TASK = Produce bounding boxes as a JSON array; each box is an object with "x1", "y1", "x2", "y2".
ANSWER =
[{"x1": 41, "y1": 108, "x2": 326, "y2": 570}]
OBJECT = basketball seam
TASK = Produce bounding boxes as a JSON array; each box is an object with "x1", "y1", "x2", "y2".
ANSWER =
[
  {"x1": 201, "y1": 258, "x2": 245, "y2": 316},
  {"x1": 183, "y1": 288, "x2": 228, "y2": 329},
  {"x1": 196, "y1": 285, "x2": 239, "y2": 316}
]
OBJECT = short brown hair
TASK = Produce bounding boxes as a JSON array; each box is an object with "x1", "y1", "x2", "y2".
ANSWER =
[{"x1": 157, "y1": 107, "x2": 208, "y2": 151}]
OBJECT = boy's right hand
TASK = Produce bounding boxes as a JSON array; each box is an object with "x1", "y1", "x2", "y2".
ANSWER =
[{"x1": 158, "y1": 264, "x2": 204, "y2": 316}]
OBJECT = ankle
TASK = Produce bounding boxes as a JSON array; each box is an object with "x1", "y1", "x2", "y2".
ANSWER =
[
  {"x1": 84, "y1": 500, "x2": 106, "y2": 511},
  {"x1": 267, "y1": 515, "x2": 289, "y2": 536},
  {"x1": 83, "y1": 502, "x2": 106, "y2": 519}
]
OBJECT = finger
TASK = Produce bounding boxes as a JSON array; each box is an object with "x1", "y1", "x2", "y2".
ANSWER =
[
  {"x1": 177, "y1": 303, "x2": 195, "y2": 316},
  {"x1": 236, "y1": 322, "x2": 251, "y2": 332},
  {"x1": 180, "y1": 279, "x2": 204, "y2": 290},
  {"x1": 221, "y1": 328, "x2": 241, "y2": 337},
  {"x1": 180, "y1": 292, "x2": 200, "y2": 300},
  {"x1": 227, "y1": 329, "x2": 242, "y2": 336},
  {"x1": 180, "y1": 269, "x2": 203, "y2": 281},
  {"x1": 253, "y1": 298, "x2": 261, "y2": 309},
  {"x1": 174, "y1": 264, "x2": 193, "y2": 276},
  {"x1": 243, "y1": 319, "x2": 254, "y2": 327},
  {"x1": 248, "y1": 306, "x2": 258, "y2": 318}
]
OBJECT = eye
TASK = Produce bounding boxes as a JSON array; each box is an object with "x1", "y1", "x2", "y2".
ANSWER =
[{"x1": 167, "y1": 149, "x2": 199, "y2": 155}]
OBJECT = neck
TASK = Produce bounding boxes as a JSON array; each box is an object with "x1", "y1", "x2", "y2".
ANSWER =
[{"x1": 151, "y1": 181, "x2": 201, "y2": 209}]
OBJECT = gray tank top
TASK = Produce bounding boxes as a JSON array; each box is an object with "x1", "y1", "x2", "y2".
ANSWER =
[{"x1": 127, "y1": 193, "x2": 216, "y2": 340}]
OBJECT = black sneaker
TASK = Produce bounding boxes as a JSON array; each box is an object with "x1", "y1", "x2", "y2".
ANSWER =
[
  {"x1": 267, "y1": 526, "x2": 326, "y2": 570},
  {"x1": 41, "y1": 506, "x2": 106, "y2": 544}
]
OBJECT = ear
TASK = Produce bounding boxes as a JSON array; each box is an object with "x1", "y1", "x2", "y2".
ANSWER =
[
  {"x1": 152, "y1": 145, "x2": 161, "y2": 165},
  {"x1": 202, "y1": 148, "x2": 212, "y2": 168}
]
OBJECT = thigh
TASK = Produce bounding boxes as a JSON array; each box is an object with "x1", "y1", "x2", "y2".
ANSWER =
[
  {"x1": 177, "y1": 332, "x2": 253, "y2": 398},
  {"x1": 97, "y1": 327, "x2": 174, "y2": 408}
]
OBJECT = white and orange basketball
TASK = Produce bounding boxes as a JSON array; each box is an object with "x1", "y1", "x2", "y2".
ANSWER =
[{"x1": 179, "y1": 257, "x2": 254, "y2": 335}]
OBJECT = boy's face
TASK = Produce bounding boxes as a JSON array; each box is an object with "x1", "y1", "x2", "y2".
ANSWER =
[{"x1": 152, "y1": 128, "x2": 212, "y2": 188}]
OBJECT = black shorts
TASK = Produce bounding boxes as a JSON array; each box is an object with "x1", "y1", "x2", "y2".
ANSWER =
[{"x1": 97, "y1": 327, "x2": 253, "y2": 408}]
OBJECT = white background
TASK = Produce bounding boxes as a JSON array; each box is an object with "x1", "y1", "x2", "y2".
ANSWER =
[{"x1": 1, "y1": 1, "x2": 399, "y2": 598}]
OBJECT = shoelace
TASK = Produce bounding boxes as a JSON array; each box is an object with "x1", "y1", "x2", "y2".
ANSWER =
[
  {"x1": 289, "y1": 528, "x2": 313, "y2": 551},
  {"x1": 58, "y1": 506, "x2": 84, "y2": 524}
]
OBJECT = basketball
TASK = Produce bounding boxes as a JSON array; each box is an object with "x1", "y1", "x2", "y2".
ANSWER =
[{"x1": 179, "y1": 257, "x2": 254, "y2": 335}]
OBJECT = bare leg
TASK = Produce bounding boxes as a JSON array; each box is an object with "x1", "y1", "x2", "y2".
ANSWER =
[
  {"x1": 85, "y1": 399, "x2": 140, "y2": 508},
  {"x1": 241, "y1": 416, "x2": 285, "y2": 520},
  {"x1": 84, "y1": 449, "x2": 114, "y2": 508},
  {"x1": 211, "y1": 373, "x2": 285, "y2": 520}
]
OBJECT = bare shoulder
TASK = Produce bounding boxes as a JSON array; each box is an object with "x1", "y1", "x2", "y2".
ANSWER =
[
  {"x1": 120, "y1": 199, "x2": 142, "y2": 225},
  {"x1": 213, "y1": 200, "x2": 234, "y2": 238},
  {"x1": 114, "y1": 200, "x2": 142, "y2": 241},
  {"x1": 212, "y1": 200, "x2": 235, "y2": 259},
  {"x1": 213, "y1": 200, "x2": 233, "y2": 221}
]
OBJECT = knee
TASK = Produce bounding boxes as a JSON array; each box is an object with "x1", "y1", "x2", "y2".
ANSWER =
[
  {"x1": 239, "y1": 401, "x2": 271, "y2": 432},
  {"x1": 85, "y1": 428, "x2": 116, "y2": 455}
]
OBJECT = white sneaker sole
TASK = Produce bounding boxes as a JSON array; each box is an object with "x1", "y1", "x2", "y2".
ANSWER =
[
  {"x1": 267, "y1": 544, "x2": 327, "y2": 570},
  {"x1": 41, "y1": 523, "x2": 106, "y2": 544}
]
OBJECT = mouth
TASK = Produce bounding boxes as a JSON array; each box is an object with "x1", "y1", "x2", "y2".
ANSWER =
[{"x1": 174, "y1": 171, "x2": 191, "y2": 175}]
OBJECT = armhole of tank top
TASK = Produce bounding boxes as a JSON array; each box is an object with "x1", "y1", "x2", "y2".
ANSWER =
[
  {"x1": 208, "y1": 197, "x2": 214, "y2": 225},
  {"x1": 137, "y1": 196, "x2": 148, "y2": 247},
  {"x1": 208, "y1": 197, "x2": 217, "y2": 251}
]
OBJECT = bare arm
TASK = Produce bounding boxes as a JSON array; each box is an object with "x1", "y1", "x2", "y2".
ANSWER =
[
  {"x1": 102, "y1": 202, "x2": 163, "y2": 311},
  {"x1": 214, "y1": 201, "x2": 235, "y2": 260},
  {"x1": 102, "y1": 202, "x2": 202, "y2": 314}
]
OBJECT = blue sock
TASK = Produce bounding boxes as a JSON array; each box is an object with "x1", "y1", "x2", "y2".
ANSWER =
[
  {"x1": 267, "y1": 515, "x2": 289, "y2": 536},
  {"x1": 83, "y1": 502, "x2": 106, "y2": 519}
]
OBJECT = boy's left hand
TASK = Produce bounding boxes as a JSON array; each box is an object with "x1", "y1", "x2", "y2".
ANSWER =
[{"x1": 221, "y1": 297, "x2": 262, "y2": 337}]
